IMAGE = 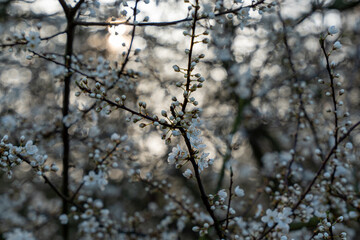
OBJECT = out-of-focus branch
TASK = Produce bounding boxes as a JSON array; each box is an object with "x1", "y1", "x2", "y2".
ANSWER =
[
  {"x1": 0, "y1": 31, "x2": 66, "y2": 48},
  {"x1": 277, "y1": 8, "x2": 323, "y2": 188},
  {"x1": 225, "y1": 167, "x2": 234, "y2": 230},
  {"x1": 74, "y1": 0, "x2": 265, "y2": 27},
  {"x1": 30, "y1": 51, "x2": 104, "y2": 85},
  {"x1": 76, "y1": 82, "x2": 174, "y2": 129},
  {"x1": 118, "y1": 0, "x2": 139, "y2": 78},
  {"x1": 257, "y1": 120, "x2": 360, "y2": 240},
  {"x1": 320, "y1": 37, "x2": 339, "y2": 143}
]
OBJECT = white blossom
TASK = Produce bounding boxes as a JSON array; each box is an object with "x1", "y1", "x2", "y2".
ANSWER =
[
  {"x1": 218, "y1": 189, "x2": 227, "y2": 201},
  {"x1": 261, "y1": 209, "x2": 279, "y2": 227},
  {"x1": 276, "y1": 207, "x2": 293, "y2": 233},
  {"x1": 333, "y1": 41, "x2": 342, "y2": 49},
  {"x1": 167, "y1": 144, "x2": 188, "y2": 165},
  {"x1": 234, "y1": 186, "x2": 245, "y2": 197},
  {"x1": 25, "y1": 141, "x2": 38, "y2": 155},
  {"x1": 182, "y1": 169, "x2": 193, "y2": 179},
  {"x1": 83, "y1": 170, "x2": 108, "y2": 190},
  {"x1": 59, "y1": 214, "x2": 68, "y2": 224},
  {"x1": 197, "y1": 152, "x2": 210, "y2": 172},
  {"x1": 111, "y1": 133, "x2": 121, "y2": 141},
  {"x1": 79, "y1": 217, "x2": 99, "y2": 234},
  {"x1": 25, "y1": 31, "x2": 41, "y2": 50},
  {"x1": 328, "y1": 26, "x2": 339, "y2": 35}
]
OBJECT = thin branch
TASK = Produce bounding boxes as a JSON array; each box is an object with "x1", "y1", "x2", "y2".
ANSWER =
[
  {"x1": 320, "y1": 37, "x2": 339, "y2": 142},
  {"x1": 180, "y1": 127, "x2": 224, "y2": 239},
  {"x1": 98, "y1": 142, "x2": 122, "y2": 165},
  {"x1": 76, "y1": 82, "x2": 174, "y2": 129},
  {"x1": 293, "y1": 121, "x2": 360, "y2": 211},
  {"x1": 70, "y1": 182, "x2": 84, "y2": 202},
  {"x1": 141, "y1": 178, "x2": 195, "y2": 219},
  {"x1": 329, "y1": 222, "x2": 334, "y2": 240},
  {"x1": 20, "y1": 158, "x2": 147, "y2": 239},
  {"x1": 43, "y1": 175, "x2": 69, "y2": 201},
  {"x1": 278, "y1": 8, "x2": 323, "y2": 187},
  {"x1": 118, "y1": 0, "x2": 139, "y2": 78},
  {"x1": 17, "y1": 154, "x2": 83, "y2": 210},
  {"x1": 225, "y1": 167, "x2": 234, "y2": 230},
  {"x1": 181, "y1": 0, "x2": 200, "y2": 112},
  {"x1": 74, "y1": 0, "x2": 265, "y2": 27},
  {"x1": 70, "y1": 141, "x2": 122, "y2": 201},
  {"x1": 41, "y1": 30, "x2": 67, "y2": 41},
  {"x1": 30, "y1": 51, "x2": 105, "y2": 85},
  {"x1": 0, "y1": 31, "x2": 66, "y2": 48}
]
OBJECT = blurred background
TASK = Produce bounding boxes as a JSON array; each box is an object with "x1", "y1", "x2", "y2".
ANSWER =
[{"x1": 0, "y1": 0, "x2": 359, "y2": 239}]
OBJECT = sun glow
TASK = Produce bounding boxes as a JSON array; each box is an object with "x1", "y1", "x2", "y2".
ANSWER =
[{"x1": 107, "y1": 19, "x2": 130, "y2": 51}]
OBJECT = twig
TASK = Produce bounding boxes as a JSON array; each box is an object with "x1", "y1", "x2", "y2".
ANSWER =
[
  {"x1": 118, "y1": 0, "x2": 139, "y2": 78},
  {"x1": 225, "y1": 167, "x2": 234, "y2": 230},
  {"x1": 320, "y1": 37, "x2": 339, "y2": 143},
  {"x1": 181, "y1": 0, "x2": 200, "y2": 112},
  {"x1": 76, "y1": 83, "x2": 174, "y2": 129},
  {"x1": 30, "y1": 51, "x2": 105, "y2": 85},
  {"x1": 74, "y1": 0, "x2": 265, "y2": 28},
  {"x1": 0, "y1": 31, "x2": 66, "y2": 48},
  {"x1": 277, "y1": 9, "x2": 323, "y2": 187},
  {"x1": 70, "y1": 141, "x2": 122, "y2": 201},
  {"x1": 141, "y1": 178, "x2": 195, "y2": 219}
]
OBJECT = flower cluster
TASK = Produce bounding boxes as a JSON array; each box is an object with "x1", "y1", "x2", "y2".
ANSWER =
[
  {"x1": 262, "y1": 207, "x2": 293, "y2": 233},
  {"x1": 83, "y1": 170, "x2": 108, "y2": 190},
  {"x1": 25, "y1": 31, "x2": 41, "y2": 51},
  {"x1": 0, "y1": 135, "x2": 58, "y2": 179},
  {"x1": 4, "y1": 228, "x2": 36, "y2": 240},
  {"x1": 62, "y1": 196, "x2": 117, "y2": 239},
  {"x1": 167, "y1": 144, "x2": 188, "y2": 166}
]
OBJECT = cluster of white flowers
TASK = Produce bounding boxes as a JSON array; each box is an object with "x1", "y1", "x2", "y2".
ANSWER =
[
  {"x1": 187, "y1": 118, "x2": 214, "y2": 172},
  {"x1": 0, "y1": 135, "x2": 58, "y2": 178},
  {"x1": 167, "y1": 144, "x2": 188, "y2": 166},
  {"x1": 166, "y1": 117, "x2": 214, "y2": 174},
  {"x1": 4, "y1": 228, "x2": 36, "y2": 240},
  {"x1": 192, "y1": 211, "x2": 215, "y2": 236},
  {"x1": 234, "y1": 186, "x2": 245, "y2": 197},
  {"x1": 261, "y1": 207, "x2": 293, "y2": 233},
  {"x1": 61, "y1": 195, "x2": 117, "y2": 238},
  {"x1": 25, "y1": 31, "x2": 41, "y2": 51},
  {"x1": 83, "y1": 170, "x2": 108, "y2": 190}
]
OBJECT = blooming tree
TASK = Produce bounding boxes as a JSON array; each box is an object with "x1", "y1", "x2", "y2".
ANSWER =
[{"x1": 0, "y1": 0, "x2": 359, "y2": 239}]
